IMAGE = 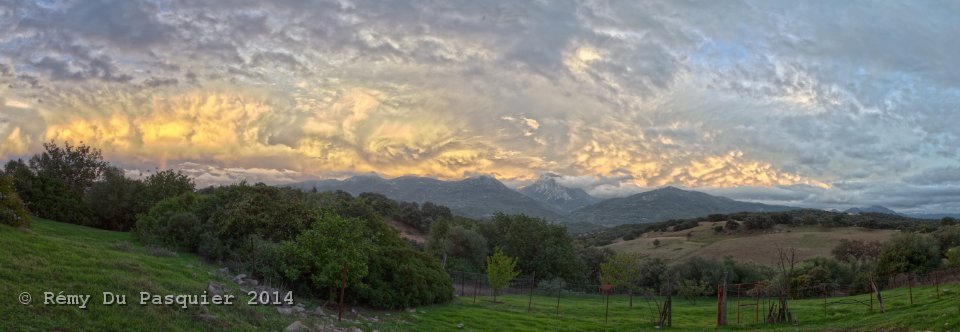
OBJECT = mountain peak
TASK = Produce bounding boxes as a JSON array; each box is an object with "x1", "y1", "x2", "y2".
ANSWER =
[
  {"x1": 844, "y1": 205, "x2": 899, "y2": 215},
  {"x1": 519, "y1": 175, "x2": 598, "y2": 212}
]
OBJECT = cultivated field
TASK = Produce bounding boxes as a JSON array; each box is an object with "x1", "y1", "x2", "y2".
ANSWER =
[{"x1": 605, "y1": 222, "x2": 898, "y2": 266}]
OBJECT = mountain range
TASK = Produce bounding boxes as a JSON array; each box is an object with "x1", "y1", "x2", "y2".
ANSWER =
[
  {"x1": 285, "y1": 175, "x2": 566, "y2": 221},
  {"x1": 568, "y1": 186, "x2": 796, "y2": 227},
  {"x1": 286, "y1": 175, "x2": 819, "y2": 230},
  {"x1": 843, "y1": 205, "x2": 900, "y2": 215}
]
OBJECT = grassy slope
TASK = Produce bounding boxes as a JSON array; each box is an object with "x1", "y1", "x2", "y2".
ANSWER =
[
  {"x1": 0, "y1": 218, "x2": 327, "y2": 331},
  {"x1": 605, "y1": 222, "x2": 897, "y2": 266},
  {"x1": 373, "y1": 286, "x2": 960, "y2": 331}
]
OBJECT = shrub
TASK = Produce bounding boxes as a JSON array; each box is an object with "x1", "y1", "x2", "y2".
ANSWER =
[
  {"x1": 0, "y1": 175, "x2": 30, "y2": 227},
  {"x1": 725, "y1": 220, "x2": 740, "y2": 231},
  {"x1": 876, "y1": 232, "x2": 940, "y2": 275},
  {"x1": 832, "y1": 239, "x2": 882, "y2": 262},
  {"x1": 134, "y1": 192, "x2": 205, "y2": 251},
  {"x1": 353, "y1": 246, "x2": 453, "y2": 308}
]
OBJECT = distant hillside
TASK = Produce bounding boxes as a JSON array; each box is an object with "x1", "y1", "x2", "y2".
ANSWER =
[
  {"x1": 569, "y1": 186, "x2": 796, "y2": 227},
  {"x1": 286, "y1": 175, "x2": 566, "y2": 221},
  {"x1": 845, "y1": 205, "x2": 899, "y2": 215},
  {"x1": 518, "y1": 174, "x2": 600, "y2": 212}
]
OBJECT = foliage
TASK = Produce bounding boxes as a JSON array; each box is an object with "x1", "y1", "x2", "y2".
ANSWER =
[
  {"x1": 486, "y1": 247, "x2": 519, "y2": 301},
  {"x1": 427, "y1": 219, "x2": 488, "y2": 272},
  {"x1": 85, "y1": 166, "x2": 146, "y2": 231},
  {"x1": 599, "y1": 252, "x2": 643, "y2": 291},
  {"x1": 138, "y1": 169, "x2": 194, "y2": 212},
  {"x1": 134, "y1": 192, "x2": 205, "y2": 251},
  {"x1": 876, "y1": 232, "x2": 940, "y2": 275},
  {"x1": 281, "y1": 211, "x2": 373, "y2": 299},
  {"x1": 4, "y1": 158, "x2": 93, "y2": 226},
  {"x1": 0, "y1": 175, "x2": 30, "y2": 227},
  {"x1": 725, "y1": 220, "x2": 740, "y2": 231},
  {"x1": 353, "y1": 246, "x2": 453, "y2": 308},
  {"x1": 933, "y1": 225, "x2": 960, "y2": 257},
  {"x1": 28, "y1": 141, "x2": 108, "y2": 196},
  {"x1": 481, "y1": 213, "x2": 584, "y2": 282},
  {"x1": 831, "y1": 239, "x2": 883, "y2": 262},
  {"x1": 947, "y1": 247, "x2": 960, "y2": 267},
  {"x1": 743, "y1": 215, "x2": 774, "y2": 230}
]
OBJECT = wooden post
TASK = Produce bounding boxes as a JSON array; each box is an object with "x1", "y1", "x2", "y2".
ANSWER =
[
  {"x1": 716, "y1": 283, "x2": 724, "y2": 326},
  {"x1": 870, "y1": 290, "x2": 873, "y2": 311},
  {"x1": 338, "y1": 265, "x2": 347, "y2": 322},
  {"x1": 629, "y1": 290, "x2": 633, "y2": 308},
  {"x1": 528, "y1": 271, "x2": 536, "y2": 313},
  {"x1": 736, "y1": 284, "x2": 742, "y2": 325},
  {"x1": 556, "y1": 282, "x2": 562, "y2": 316},
  {"x1": 460, "y1": 272, "x2": 465, "y2": 297},
  {"x1": 604, "y1": 289, "x2": 610, "y2": 324},
  {"x1": 822, "y1": 284, "x2": 827, "y2": 318},
  {"x1": 936, "y1": 271, "x2": 941, "y2": 300},
  {"x1": 871, "y1": 280, "x2": 884, "y2": 313},
  {"x1": 473, "y1": 278, "x2": 479, "y2": 304},
  {"x1": 666, "y1": 274, "x2": 673, "y2": 327},
  {"x1": 908, "y1": 273, "x2": 914, "y2": 305}
]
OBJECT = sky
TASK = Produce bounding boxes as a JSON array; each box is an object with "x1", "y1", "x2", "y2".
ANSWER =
[{"x1": 1, "y1": 0, "x2": 959, "y2": 213}]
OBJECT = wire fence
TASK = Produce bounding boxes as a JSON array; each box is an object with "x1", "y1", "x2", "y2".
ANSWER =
[{"x1": 445, "y1": 266, "x2": 960, "y2": 328}]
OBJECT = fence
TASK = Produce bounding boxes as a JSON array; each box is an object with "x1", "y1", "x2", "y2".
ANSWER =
[{"x1": 445, "y1": 267, "x2": 960, "y2": 328}]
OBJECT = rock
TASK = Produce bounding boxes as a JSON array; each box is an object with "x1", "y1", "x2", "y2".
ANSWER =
[
  {"x1": 217, "y1": 267, "x2": 229, "y2": 275},
  {"x1": 284, "y1": 321, "x2": 309, "y2": 332},
  {"x1": 406, "y1": 308, "x2": 416, "y2": 313},
  {"x1": 457, "y1": 323, "x2": 464, "y2": 329},
  {"x1": 350, "y1": 328, "x2": 362, "y2": 332},
  {"x1": 233, "y1": 274, "x2": 247, "y2": 283},
  {"x1": 207, "y1": 282, "x2": 224, "y2": 296},
  {"x1": 313, "y1": 307, "x2": 326, "y2": 316},
  {"x1": 351, "y1": 308, "x2": 357, "y2": 314},
  {"x1": 293, "y1": 306, "x2": 306, "y2": 314},
  {"x1": 277, "y1": 307, "x2": 294, "y2": 316},
  {"x1": 247, "y1": 279, "x2": 259, "y2": 287}
]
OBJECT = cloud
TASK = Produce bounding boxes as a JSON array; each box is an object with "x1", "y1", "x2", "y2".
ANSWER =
[{"x1": 1, "y1": 1, "x2": 959, "y2": 212}]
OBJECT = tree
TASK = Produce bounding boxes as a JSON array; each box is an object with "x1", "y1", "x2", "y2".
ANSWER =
[
  {"x1": 942, "y1": 217, "x2": 957, "y2": 226},
  {"x1": 86, "y1": 166, "x2": 145, "y2": 230},
  {"x1": 139, "y1": 169, "x2": 194, "y2": 212},
  {"x1": 481, "y1": 213, "x2": 584, "y2": 282},
  {"x1": 831, "y1": 239, "x2": 882, "y2": 262},
  {"x1": 653, "y1": 239, "x2": 662, "y2": 247},
  {"x1": 599, "y1": 252, "x2": 642, "y2": 291},
  {"x1": 876, "y1": 232, "x2": 940, "y2": 275},
  {"x1": 0, "y1": 175, "x2": 29, "y2": 227},
  {"x1": 281, "y1": 210, "x2": 374, "y2": 320},
  {"x1": 28, "y1": 141, "x2": 108, "y2": 196},
  {"x1": 486, "y1": 247, "x2": 519, "y2": 303},
  {"x1": 725, "y1": 220, "x2": 740, "y2": 231}
]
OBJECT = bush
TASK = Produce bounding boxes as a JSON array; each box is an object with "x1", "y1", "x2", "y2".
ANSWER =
[
  {"x1": 831, "y1": 239, "x2": 882, "y2": 262},
  {"x1": 0, "y1": 175, "x2": 30, "y2": 227},
  {"x1": 725, "y1": 220, "x2": 740, "y2": 231},
  {"x1": 876, "y1": 232, "x2": 940, "y2": 275},
  {"x1": 353, "y1": 246, "x2": 453, "y2": 308},
  {"x1": 134, "y1": 192, "x2": 205, "y2": 251}
]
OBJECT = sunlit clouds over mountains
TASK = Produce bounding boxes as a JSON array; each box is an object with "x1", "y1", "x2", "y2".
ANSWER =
[{"x1": 2, "y1": 0, "x2": 959, "y2": 212}]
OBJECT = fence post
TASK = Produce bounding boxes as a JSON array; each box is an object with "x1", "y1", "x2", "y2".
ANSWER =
[
  {"x1": 736, "y1": 284, "x2": 741, "y2": 325},
  {"x1": 604, "y1": 289, "x2": 610, "y2": 324},
  {"x1": 528, "y1": 271, "x2": 536, "y2": 313},
  {"x1": 908, "y1": 273, "x2": 914, "y2": 305},
  {"x1": 460, "y1": 272, "x2": 465, "y2": 297},
  {"x1": 556, "y1": 281, "x2": 562, "y2": 316},
  {"x1": 935, "y1": 271, "x2": 941, "y2": 300},
  {"x1": 822, "y1": 284, "x2": 827, "y2": 318},
  {"x1": 474, "y1": 279, "x2": 479, "y2": 304},
  {"x1": 871, "y1": 279, "x2": 884, "y2": 313}
]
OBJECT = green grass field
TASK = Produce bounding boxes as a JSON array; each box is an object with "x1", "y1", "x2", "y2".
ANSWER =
[
  {"x1": 0, "y1": 218, "x2": 332, "y2": 331},
  {"x1": 3, "y1": 218, "x2": 959, "y2": 331},
  {"x1": 371, "y1": 286, "x2": 960, "y2": 331}
]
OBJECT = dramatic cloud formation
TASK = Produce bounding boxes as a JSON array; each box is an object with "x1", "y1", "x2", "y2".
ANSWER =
[{"x1": 1, "y1": 0, "x2": 958, "y2": 212}]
